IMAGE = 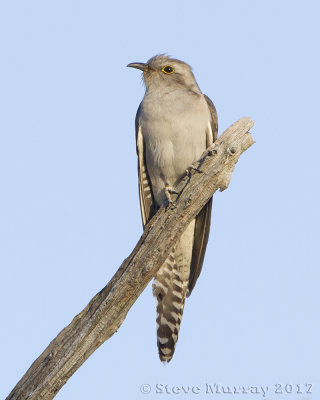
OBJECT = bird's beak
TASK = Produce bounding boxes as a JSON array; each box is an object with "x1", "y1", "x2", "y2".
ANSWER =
[{"x1": 127, "y1": 62, "x2": 147, "y2": 71}]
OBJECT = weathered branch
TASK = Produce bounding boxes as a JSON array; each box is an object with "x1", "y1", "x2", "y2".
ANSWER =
[{"x1": 7, "y1": 117, "x2": 254, "y2": 400}]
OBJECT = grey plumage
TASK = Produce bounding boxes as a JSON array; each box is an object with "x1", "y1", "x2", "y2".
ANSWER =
[{"x1": 128, "y1": 55, "x2": 218, "y2": 362}]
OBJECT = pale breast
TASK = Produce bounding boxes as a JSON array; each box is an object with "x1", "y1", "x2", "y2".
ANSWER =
[{"x1": 140, "y1": 90, "x2": 210, "y2": 205}]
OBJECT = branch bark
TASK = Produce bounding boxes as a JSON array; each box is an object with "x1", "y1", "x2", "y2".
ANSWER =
[{"x1": 7, "y1": 117, "x2": 254, "y2": 400}]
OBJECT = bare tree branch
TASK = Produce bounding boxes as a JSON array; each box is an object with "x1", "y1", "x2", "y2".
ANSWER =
[{"x1": 7, "y1": 117, "x2": 254, "y2": 400}]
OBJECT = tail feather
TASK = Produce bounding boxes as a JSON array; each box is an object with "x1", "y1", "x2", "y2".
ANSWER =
[
  {"x1": 153, "y1": 251, "x2": 188, "y2": 362},
  {"x1": 152, "y1": 220, "x2": 195, "y2": 362}
]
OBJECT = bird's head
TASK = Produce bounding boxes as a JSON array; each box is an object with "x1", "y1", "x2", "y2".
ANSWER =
[{"x1": 127, "y1": 54, "x2": 200, "y2": 93}]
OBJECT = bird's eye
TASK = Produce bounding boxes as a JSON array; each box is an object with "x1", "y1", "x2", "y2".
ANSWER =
[{"x1": 162, "y1": 65, "x2": 174, "y2": 74}]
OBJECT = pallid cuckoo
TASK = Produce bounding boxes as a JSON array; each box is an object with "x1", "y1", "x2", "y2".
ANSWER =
[{"x1": 128, "y1": 55, "x2": 218, "y2": 362}]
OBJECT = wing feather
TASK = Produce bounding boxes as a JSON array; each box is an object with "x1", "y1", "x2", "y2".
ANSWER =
[
  {"x1": 135, "y1": 103, "x2": 157, "y2": 227},
  {"x1": 204, "y1": 94, "x2": 218, "y2": 142},
  {"x1": 188, "y1": 94, "x2": 218, "y2": 296}
]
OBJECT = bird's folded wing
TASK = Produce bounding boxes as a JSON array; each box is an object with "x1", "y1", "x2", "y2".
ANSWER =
[
  {"x1": 188, "y1": 94, "x2": 218, "y2": 296},
  {"x1": 204, "y1": 94, "x2": 218, "y2": 143},
  {"x1": 135, "y1": 104, "x2": 157, "y2": 227},
  {"x1": 188, "y1": 197, "x2": 212, "y2": 296}
]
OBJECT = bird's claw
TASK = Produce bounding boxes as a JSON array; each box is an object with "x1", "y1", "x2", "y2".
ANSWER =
[
  {"x1": 165, "y1": 185, "x2": 178, "y2": 208},
  {"x1": 186, "y1": 165, "x2": 204, "y2": 176}
]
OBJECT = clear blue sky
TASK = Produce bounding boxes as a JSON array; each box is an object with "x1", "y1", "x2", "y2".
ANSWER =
[{"x1": 1, "y1": 1, "x2": 319, "y2": 399}]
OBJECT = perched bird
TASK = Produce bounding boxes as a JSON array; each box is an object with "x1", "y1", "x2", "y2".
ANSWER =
[{"x1": 127, "y1": 55, "x2": 218, "y2": 362}]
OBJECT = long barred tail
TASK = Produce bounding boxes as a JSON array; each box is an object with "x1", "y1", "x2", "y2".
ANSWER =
[
  {"x1": 153, "y1": 252, "x2": 188, "y2": 362},
  {"x1": 152, "y1": 220, "x2": 195, "y2": 362}
]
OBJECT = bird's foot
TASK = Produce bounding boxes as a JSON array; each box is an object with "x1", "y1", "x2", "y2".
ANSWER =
[
  {"x1": 186, "y1": 165, "x2": 204, "y2": 176},
  {"x1": 165, "y1": 185, "x2": 179, "y2": 208}
]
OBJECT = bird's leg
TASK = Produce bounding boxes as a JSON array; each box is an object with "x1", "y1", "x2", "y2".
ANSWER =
[{"x1": 165, "y1": 184, "x2": 179, "y2": 208}]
